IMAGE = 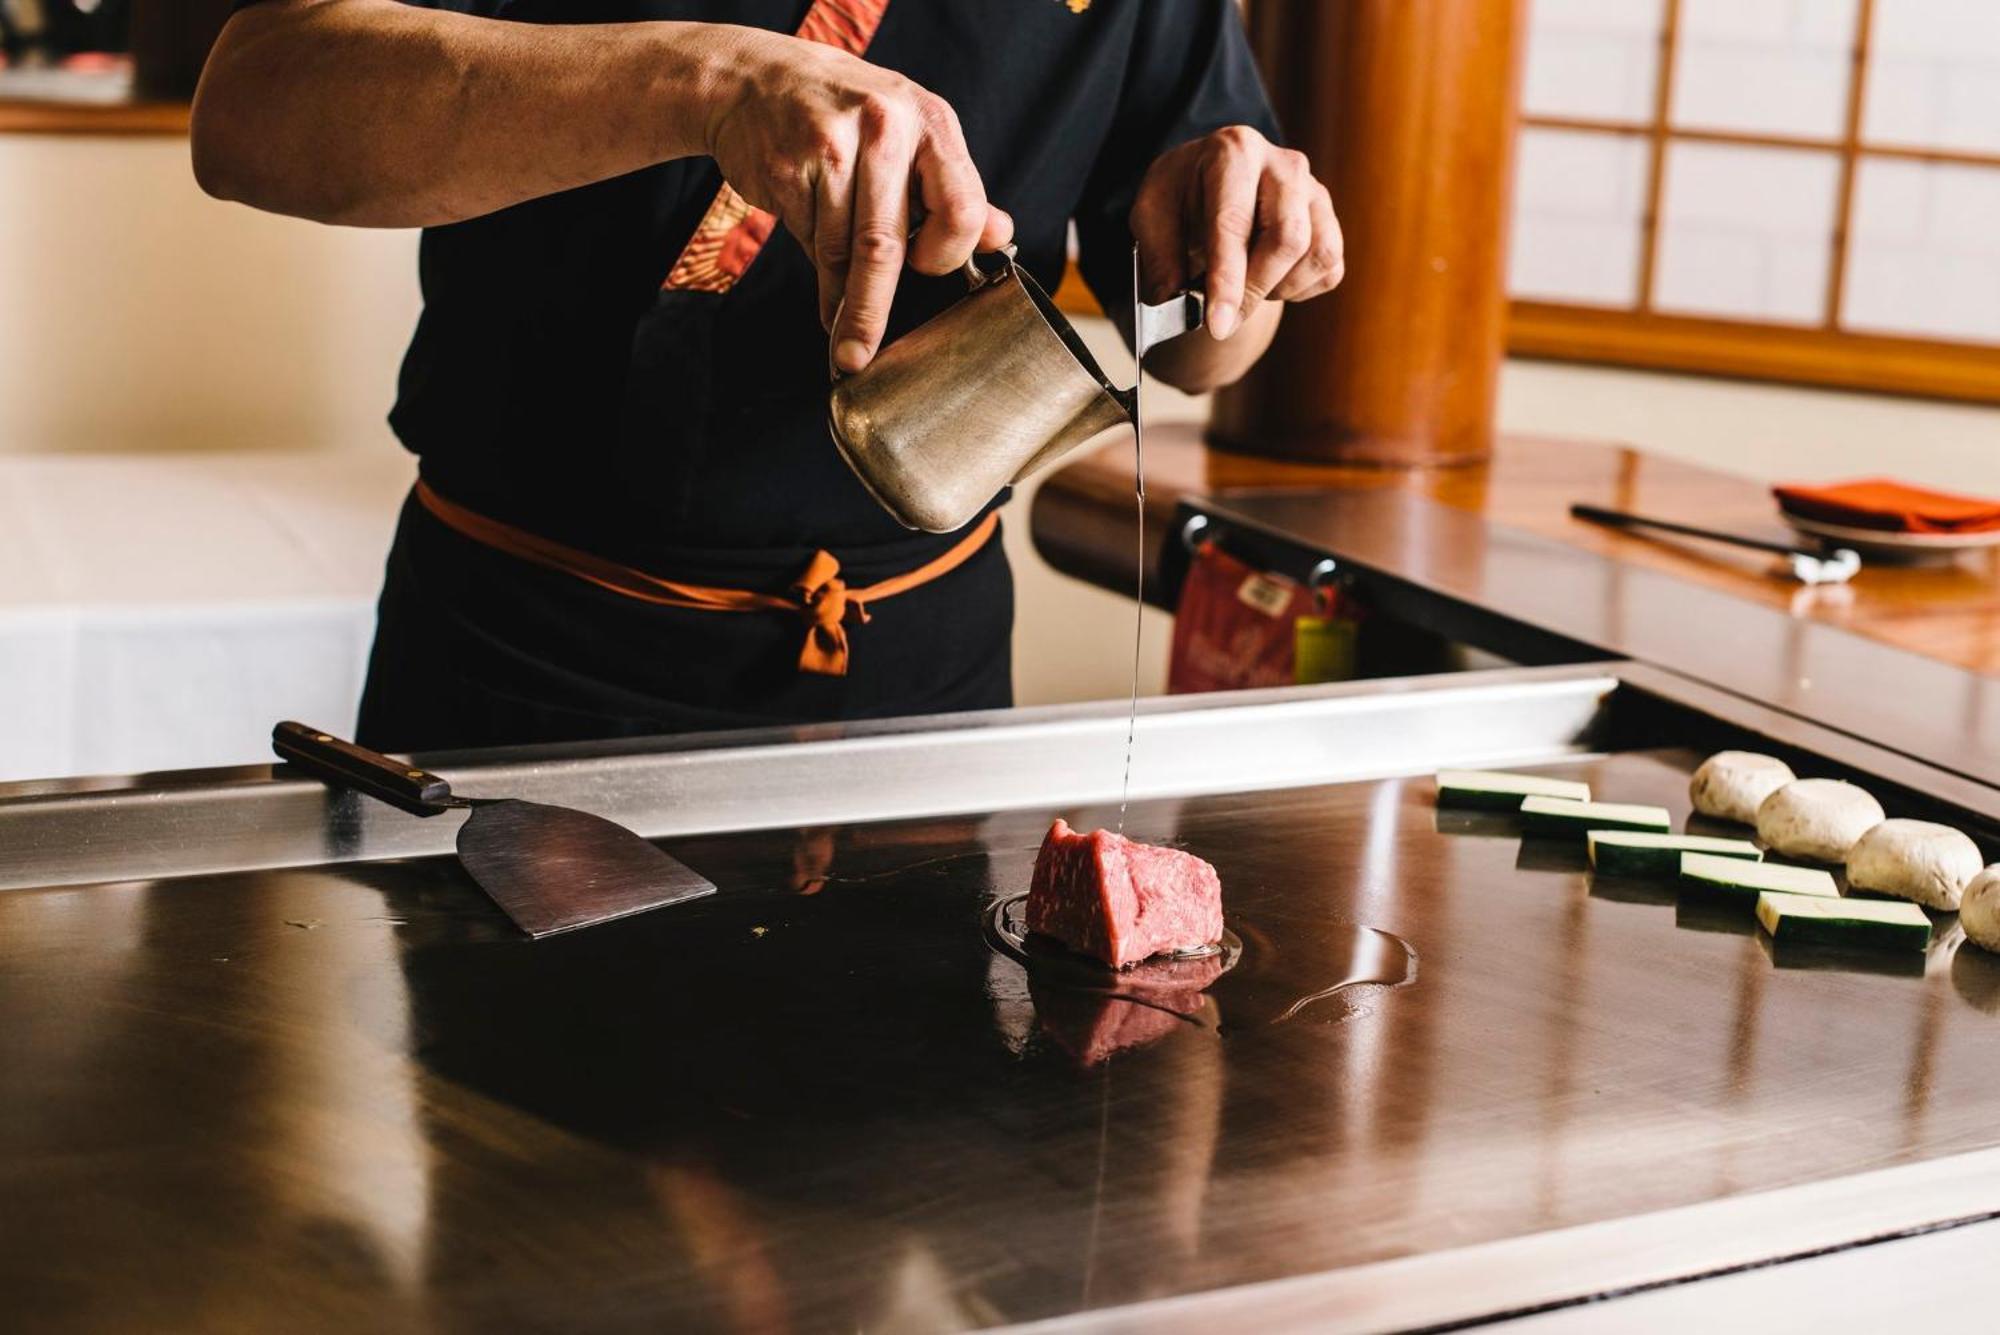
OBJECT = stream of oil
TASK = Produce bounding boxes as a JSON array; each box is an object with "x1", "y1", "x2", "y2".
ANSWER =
[{"x1": 1115, "y1": 323, "x2": 1146, "y2": 834}]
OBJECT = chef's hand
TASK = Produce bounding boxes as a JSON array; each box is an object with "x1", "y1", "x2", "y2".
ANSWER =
[
  {"x1": 706, "y1": 27, "x2": 1013, "y2": 373},
  {"x1": 1130, "y1": 125, "x2": 1344, "y2": 342}
]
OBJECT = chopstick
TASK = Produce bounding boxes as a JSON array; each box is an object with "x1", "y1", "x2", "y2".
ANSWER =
[{"x1": 1569, "y1": 504, "x2": 1861, "y2": 585}]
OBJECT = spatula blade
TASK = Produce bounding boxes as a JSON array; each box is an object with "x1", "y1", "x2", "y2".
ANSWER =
[{"x1": 455, "y1": 799, "x2": 715, "y2": 938}]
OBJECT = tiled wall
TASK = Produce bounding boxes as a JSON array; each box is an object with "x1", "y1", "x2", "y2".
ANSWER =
[
  {"x1": 0, "y1": 136, "x2": 418, "y2": 455},
  {"x1": 1847, "y1": 158, "x2": 2000, "y2": 341},
  {"x1": 1868, "y1": 0, "x2": 2000, "y2": 152},
  {"x1": 1654, "y1": 141, "x2": 1839, "y2": 323},
  {"x1": 1519, "y1": 0, "x2": 1663, "y2": 122},
  {"x1": 1511, "y1": 0, "x2": 2000, "y2": 343},
  {"x1": 1671, "y1": 0, "x2": 1857, "y2": 139},
  {"x1": 1510, "y1": 128, "x2": 1651, "y2": 305}
]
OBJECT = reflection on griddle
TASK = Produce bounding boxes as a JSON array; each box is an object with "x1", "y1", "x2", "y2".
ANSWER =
[
  {"x1": 981, "y1": 892, "x2": 1234, "y2": 1064},
  {"x1": 1953, "y1": 946, "x2": 2000, "y2": 1014},
  {"x1": 1761, "y1": 932, "x2": 1930, "y2": 979},
  {"x1": 1432, "y1": 808, "x2": 1520, "y2": 839},
  {"x1": 1683, "y1": 812, "x2": 1752, "y2": 840},
  {"x1": 1028, "y1": 974, "x2": 1220, "y2": 1066},
  {"x1": 1676, "y1": 895, "x2": 1761, "y2": 937},
  {"x1": 1515, "y1": 837, "x2": 1591, "y2": 874},
  {"x1": 1587, "y1": 873, "x2": 1680, "y2": 907},
  {"x1": 983, "y1": 891, "x2": 1413, "y2": 1063},
  {"x1": 988, "y1": 895, "x2": 1424, "y2": 1071}
]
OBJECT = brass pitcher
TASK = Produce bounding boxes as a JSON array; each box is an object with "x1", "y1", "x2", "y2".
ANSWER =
[{"x1": 828, "y1": 246, "x2": 1202, "y2": 533}]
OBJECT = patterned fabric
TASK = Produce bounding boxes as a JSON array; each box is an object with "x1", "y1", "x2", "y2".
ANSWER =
[{"x1": 660, "y1": 0, "x2": 891, "y2": 293}]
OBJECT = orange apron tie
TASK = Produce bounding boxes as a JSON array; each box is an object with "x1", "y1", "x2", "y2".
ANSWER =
[
  {"x1": 414, "y1": 481, "x2": 998, "y2": 677},
  {"x1": 792, "y1": 549, "x2": 863, "y2": 674}
]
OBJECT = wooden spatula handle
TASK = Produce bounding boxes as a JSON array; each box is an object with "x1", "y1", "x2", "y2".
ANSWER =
[{"x1": 272, "y1": 721, "x2": 453, "y2": 816}]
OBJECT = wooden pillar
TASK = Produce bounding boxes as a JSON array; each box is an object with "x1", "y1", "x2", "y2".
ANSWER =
[{"x1": 1209, "y1": 0, "x2": 1528, "y2": 467}]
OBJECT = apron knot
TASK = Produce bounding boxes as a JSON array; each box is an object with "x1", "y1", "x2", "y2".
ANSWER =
[{"x1": 793, "y1": 550, "x2": 869, "y2": 676}]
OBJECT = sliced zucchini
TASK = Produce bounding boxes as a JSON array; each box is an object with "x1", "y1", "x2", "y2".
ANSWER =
[
  {"x1": 1678, "y1": 852, "x2": 1838, "y2": 905},
  {"x1": 1755, "y1": 892, "x2": 1933, "y2": 952},
  {"x1": 1589, "y1": 832, "x2": 1762, "y2": 878},
  {"x1": 1519, "y1": 796, "x2": 1671, "y2": 837},
  {"x1": 1436, "y1": 769, "x2": 1592, "y2": 811}
]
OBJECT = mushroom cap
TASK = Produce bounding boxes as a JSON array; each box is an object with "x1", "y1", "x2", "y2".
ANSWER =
[
  {"x1": 1755, "y1": 779, "x2": 1885, "y2": 863},
  {"x1": 1961, "y1": 866, "x2": 2000, "y2": 954},
  {"x1": 1846, "y1": 819, "x2": 1981, "y2": 911},
  {"x1": 1690, "y1": 751, "x2": 1796, "y2": 825}
]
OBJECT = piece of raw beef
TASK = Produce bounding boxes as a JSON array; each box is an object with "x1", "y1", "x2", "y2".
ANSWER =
[{"x1": 1026, "y1": 819, "x2": 1224, "y2": 968}]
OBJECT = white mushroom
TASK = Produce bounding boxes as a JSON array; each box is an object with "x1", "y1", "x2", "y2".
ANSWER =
[
  {"x1": 1961, "y1": 867, "x2": 2000, "y2": 955},
  {"x1": 1690, "y1": 752, "x2": 1797, "y2": 825},
  {"x1": 1755, "y1": 779, "x2": 1885, "y2": 863},
  {"x1": 1846, "y1": 819, "x2": 1982, "y2": 910}
]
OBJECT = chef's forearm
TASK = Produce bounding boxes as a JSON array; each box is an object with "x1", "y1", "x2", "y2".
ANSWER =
[
  {"x1": 191, "y1": 0, "x2": 738, "y2": 227},
  {"x1": 1145, "y1": 300, "x2": 1282, "y2": 396}
]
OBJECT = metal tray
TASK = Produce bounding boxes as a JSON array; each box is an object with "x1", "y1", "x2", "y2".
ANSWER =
[{"x1": 3, "y1": 662, "x2": 1999, "y2": 1333}]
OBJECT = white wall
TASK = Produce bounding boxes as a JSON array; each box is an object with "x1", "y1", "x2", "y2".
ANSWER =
[
  {"x1": 0, "y1": 135, "x2": 417, "y2": 455},
  {"x1": 1501, "y1": 357, "x2": 2000, "y2": 493}
]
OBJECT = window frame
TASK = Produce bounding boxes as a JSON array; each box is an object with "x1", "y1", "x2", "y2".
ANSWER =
[{"x1": 1511, "y1": 0, "x2": 2000, "y2": 403}]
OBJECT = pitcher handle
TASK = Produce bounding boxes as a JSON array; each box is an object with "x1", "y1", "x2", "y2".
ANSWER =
[
  {"x1": 960, "y1": 242, "x2": 1018, "y2": 290},
  {"x1": 830, "y1": 243, "x2": 1020, "y2": 383}
]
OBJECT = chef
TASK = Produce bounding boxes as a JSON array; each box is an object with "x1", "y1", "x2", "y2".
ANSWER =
[{"x1": 191, "y1": 0, "x2": 1343, "y2": 750}]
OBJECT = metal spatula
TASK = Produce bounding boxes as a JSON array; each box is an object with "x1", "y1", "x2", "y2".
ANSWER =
[{"x1": 273, "y1": 722, "x2": 715, "y2": 937}]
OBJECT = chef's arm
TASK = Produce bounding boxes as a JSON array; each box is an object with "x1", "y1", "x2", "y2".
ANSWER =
[
  {"x1": 191, "y1": 0, "x2": 1010, "y2": 370},
  {"x1": 1125, "y1": 126, "x2": 1344, "y2": 396},
  {"x1": 193, "y1": 2, "x2": 721, "y2": 227}
]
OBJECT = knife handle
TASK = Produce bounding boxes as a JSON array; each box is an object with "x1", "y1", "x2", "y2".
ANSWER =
[{"x1": 272, "y1": 721, "x2": 452, "y2": 816}]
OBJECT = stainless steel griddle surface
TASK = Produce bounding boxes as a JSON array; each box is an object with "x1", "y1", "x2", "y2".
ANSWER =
[{"x1": 6, "y1": 748, "x2": 2000, "y2": 1333}]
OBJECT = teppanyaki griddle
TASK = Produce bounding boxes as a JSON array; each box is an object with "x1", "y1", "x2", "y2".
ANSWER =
[{"x1": 4, "y1": 665, "x2": 1999, "y2": 1332}]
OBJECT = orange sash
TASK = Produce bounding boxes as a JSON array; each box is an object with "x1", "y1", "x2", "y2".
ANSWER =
[
  {"x1": 415, "y1": 482, "x2": 997, "y2": 677},
  {"x1": 661, "y1": 0, "x2": 892, "y2": 293}
]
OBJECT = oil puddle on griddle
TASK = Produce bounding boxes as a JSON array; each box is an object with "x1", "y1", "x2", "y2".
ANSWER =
[{"x1": 982, "y1": 892, "x2": 1414, "y2": 1064}]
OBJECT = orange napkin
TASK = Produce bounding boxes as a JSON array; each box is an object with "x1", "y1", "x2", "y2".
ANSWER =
[{"x1": 1771, "y1": 477, "x2": 2000, "y2": 534}]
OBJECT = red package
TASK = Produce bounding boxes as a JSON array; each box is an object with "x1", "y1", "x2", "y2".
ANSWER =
[{"x1": 1167, "y1": 542, "x2": 1316, "y2": 694}]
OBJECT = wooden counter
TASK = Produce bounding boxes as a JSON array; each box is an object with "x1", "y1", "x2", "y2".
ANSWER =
[
  {"x1": 1032, "y1": 425, "x2": 2000, "y2": 677},
  {"x1": 0, "y1": 97, "x2": 188, "y2": 134}
]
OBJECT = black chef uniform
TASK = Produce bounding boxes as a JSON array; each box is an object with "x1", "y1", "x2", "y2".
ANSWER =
[{"x1": 237, "y1": 0, "x2": 1278, "y2": 750}]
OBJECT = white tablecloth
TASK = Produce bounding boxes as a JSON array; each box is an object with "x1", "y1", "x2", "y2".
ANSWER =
[{"x1": 0, "y1": 450, "x2": 417, "y2": 781}]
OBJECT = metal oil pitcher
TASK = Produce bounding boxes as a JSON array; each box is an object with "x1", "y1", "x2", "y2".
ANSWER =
[{"x1": 828, "y1": 246, "x2": 1203, "y2": 533}]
